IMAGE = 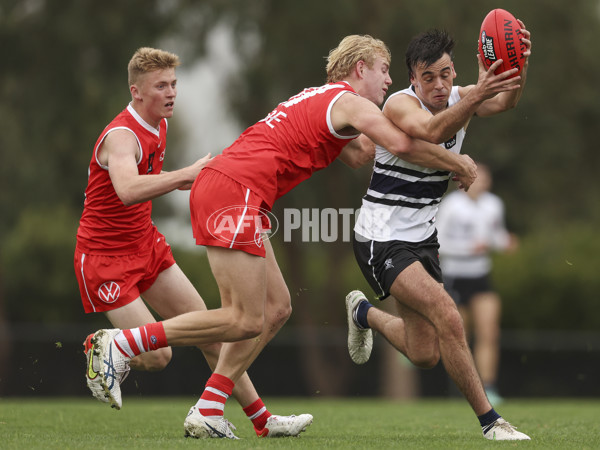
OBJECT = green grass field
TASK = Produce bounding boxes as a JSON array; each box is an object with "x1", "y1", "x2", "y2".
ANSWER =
[{"x1": 1, "y1": 397, "x2": 598, "y2": 449}]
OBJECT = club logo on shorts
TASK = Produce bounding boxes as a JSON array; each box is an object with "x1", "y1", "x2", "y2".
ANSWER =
[
  {"x1": 98, "y1": 281, "x2": 121, "y2": 304},
  {"x1": 207, "y1": 205, "x2": 279, "y2": 246},
  {"x1": 254, "y1": 228, "x2": 264, "y2": 248}
]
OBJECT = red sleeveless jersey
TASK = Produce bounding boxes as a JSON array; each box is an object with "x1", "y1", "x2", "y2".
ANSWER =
[
  {"x1": 76, "y1": 104, "x2": 167, "y2": 254},
  {"x1": 207, "y1": 82, "x2": 359, "y2": 207}
]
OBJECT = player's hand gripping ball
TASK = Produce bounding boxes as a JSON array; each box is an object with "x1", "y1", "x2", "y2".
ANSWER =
[{"x1": 479, "y1": 9, "x2": 526, "y2": 78}]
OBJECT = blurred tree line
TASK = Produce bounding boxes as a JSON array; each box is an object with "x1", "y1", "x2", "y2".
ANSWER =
[{"x1": 1, "y1": 0, "x2": 599, "y2": 394}]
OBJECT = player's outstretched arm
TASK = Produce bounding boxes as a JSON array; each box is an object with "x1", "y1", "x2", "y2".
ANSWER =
[
  {"x1": 332, "y1": 93, "x2": 477, "y2": 190},
  {"x1": 385, "y1": 60, "x2": 518, "y2": 146}
]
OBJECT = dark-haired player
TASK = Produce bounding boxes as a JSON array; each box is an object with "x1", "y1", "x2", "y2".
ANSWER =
[{"x1": 346, "y1": 26, "x2": 531, "y2": 440}]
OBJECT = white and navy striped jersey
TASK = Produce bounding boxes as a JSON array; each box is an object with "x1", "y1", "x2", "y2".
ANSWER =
[{"x1": 354, "y1": 85, "x2": 465, "y2": 243}]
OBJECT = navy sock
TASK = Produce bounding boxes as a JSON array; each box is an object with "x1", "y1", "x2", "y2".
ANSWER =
[
  {"x1": 478, "y1": 408, "x2": 501, "y2": 428},
  {"x1": 354, "y1": 300, "x2": 373, "y2": 329}
]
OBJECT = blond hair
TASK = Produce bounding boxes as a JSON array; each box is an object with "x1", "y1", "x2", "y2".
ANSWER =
[
  {"x1": 326, "y1": 35, "x2": 391, "y2": 83},
  {"x1": 127, "y1": 47, "x2": 180, "y2": 86}
]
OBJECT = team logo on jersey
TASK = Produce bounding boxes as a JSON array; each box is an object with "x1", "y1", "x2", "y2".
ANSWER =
[
  {"x1": 147, "y1": 152, "x2": 155, "y2": 174},
  {"x1": 444, "y1": 134, "x2": 457, "y2": 149},
  {"x1": 98, "y1": 281, "x2": 121, "y2": 304}
]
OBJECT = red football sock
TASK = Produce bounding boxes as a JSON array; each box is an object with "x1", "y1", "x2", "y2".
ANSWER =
[
  {"x1": 196, "y1": 374, "x2": 235, "y2": 418},
  {"x1": 244, "y1": 398, "x2": 272, "y2": 434},
  {"x1": 113, "y1": 322, "x2": 168, "y2": 358}
]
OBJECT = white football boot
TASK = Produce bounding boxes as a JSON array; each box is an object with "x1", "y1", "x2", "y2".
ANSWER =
[
  {"x1": 84, "y1": 333, "x2": 109, "y2": 404},
  {"x1": 184, "y1": 406, "x2": 239, "y2": 439},
  {"x1": 483, "y1": 418, "x2": 531, "y2": 440},
  {"x1": 257, "y1": 414, "x2": 313, "y2": 437},
  {"x1": 345, "y1": 290, "x2": 373, "y2": 364},
  {"x1": 88, "y1": 329, "x2": 130, "y2": 410}
]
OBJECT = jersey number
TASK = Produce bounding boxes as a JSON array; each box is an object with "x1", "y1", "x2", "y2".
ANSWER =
[{"x1": 261, "y1": 110, "x2": 288, "y2": 129}]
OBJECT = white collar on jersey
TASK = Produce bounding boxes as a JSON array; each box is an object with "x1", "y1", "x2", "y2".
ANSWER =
[{"x1": 127, "y1": 103, "x2": 162, "y2": 137}]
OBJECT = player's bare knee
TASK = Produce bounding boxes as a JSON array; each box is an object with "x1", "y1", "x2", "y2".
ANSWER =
[
  {"x1": 131, "y1": 347, "x2": 172, "y2": 371},
  {"x1": 235, "y1": 316, "x2": 265, "y2": 340},
  {"x1": 435, "y1": 302, "x2": 466, "y2": 342},
  {"x1": 267, "y1": 289, "x2": 292, "y2": 325},
  {"x1": 421, "y1": 352, "x2": 440, "y2": 369},
  {"x1": 278, "y1": 299, "x2": 293, "y2": 322},
  {"x1": 409, "y1": 349, "x2": 440, "y2": 369},
  {"x1": 445, "y1": 308, "x2": 467, "y2": 340},
  {"x1": 147, "y1": 347, "x2": 172, "y2": 371},
  {"x1": 269, "y1": 301, "x2": 292, "y2": 329}
]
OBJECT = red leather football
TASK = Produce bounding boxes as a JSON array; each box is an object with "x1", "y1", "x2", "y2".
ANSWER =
[{"x1": 479, "y1": 9, "x2": 526, "y2": 78}]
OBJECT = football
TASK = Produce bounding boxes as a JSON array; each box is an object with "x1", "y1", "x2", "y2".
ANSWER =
[{"x1": 479, "y1": 9, "x2": 526, "y2": 78}]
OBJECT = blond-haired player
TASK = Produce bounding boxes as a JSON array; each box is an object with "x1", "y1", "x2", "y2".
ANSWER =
[{"x1": 76, "y1": 47, "x2": 312, "y2": 439}]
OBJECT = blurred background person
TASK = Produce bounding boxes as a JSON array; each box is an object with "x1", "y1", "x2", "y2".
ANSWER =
[{"x1": 436, "y1": 162, "x2": 518, "y2": 405}]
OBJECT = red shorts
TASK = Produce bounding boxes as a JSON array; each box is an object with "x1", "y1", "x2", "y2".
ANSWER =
[
  {"x1": 74, "y1": 229, "x2": 176, "y2": 313},
  {"x1": 190, "y1": 168, "x2": 271, "y2": 257}
]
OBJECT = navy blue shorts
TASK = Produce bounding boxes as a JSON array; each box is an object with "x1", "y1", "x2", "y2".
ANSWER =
[{"x1": 353, "y1": 231, "x2": 442, "y2": 301}]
